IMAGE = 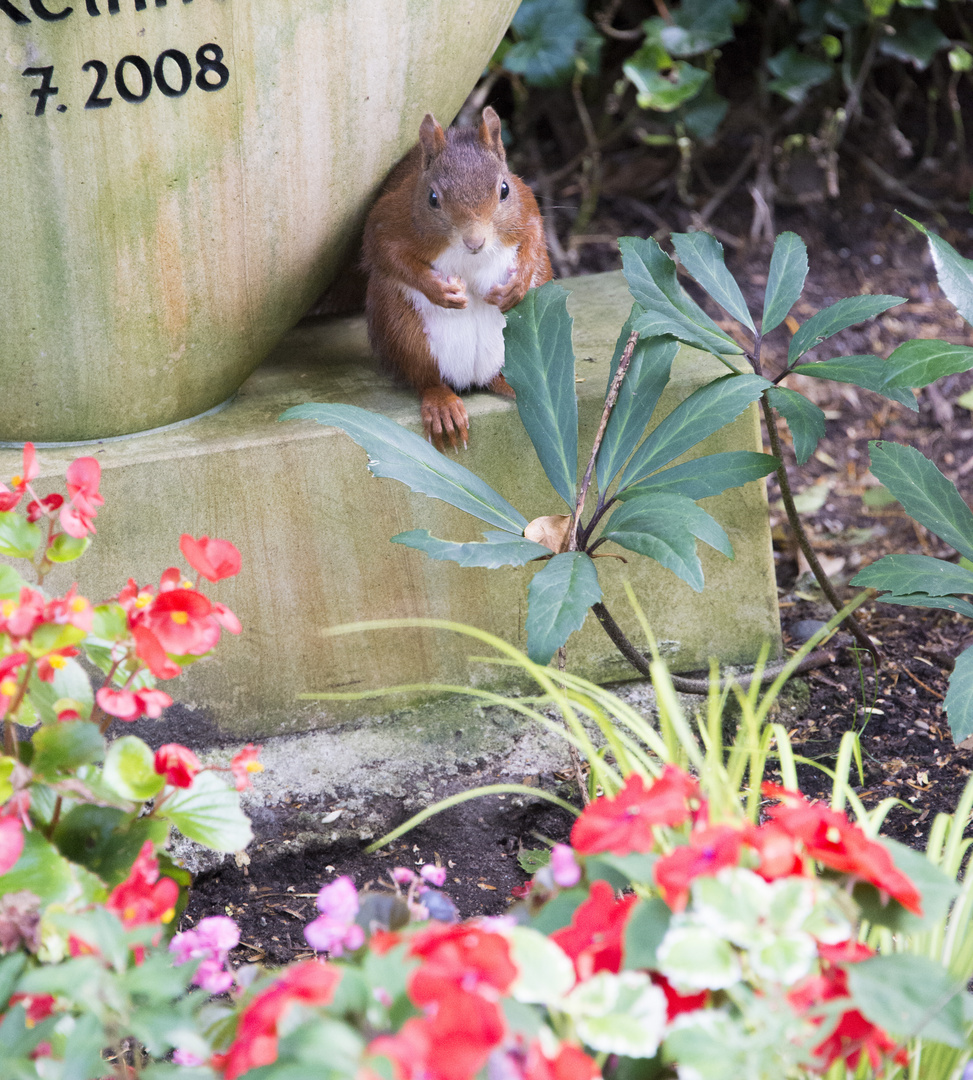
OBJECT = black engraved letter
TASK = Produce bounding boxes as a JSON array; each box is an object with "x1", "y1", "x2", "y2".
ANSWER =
[
  {"x1": 22, "y1": 66, "x2": 59, "y2": 114},
  {"x1": 0, "y1": 0, "x2": 30, "y2": 23},
  {"x1": 29, "y1": 0, "x2": 72, "y2": 19}
]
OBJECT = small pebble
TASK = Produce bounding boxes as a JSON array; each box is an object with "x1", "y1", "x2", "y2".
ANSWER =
[{"x1": 789, "y1": 619, "x2": 828, "y2": 643}]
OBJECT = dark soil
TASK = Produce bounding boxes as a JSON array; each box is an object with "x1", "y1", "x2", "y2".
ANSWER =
[{"x1": 183, "y1": 122, "x2": 973, "y2": 969}]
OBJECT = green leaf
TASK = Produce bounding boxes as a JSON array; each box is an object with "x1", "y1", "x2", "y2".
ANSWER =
[
  {"x1": 766, "y1": 46, "x2": 834, "y2": 103},
  {"x1": 656, "y1": 926, "x2": 741, "y2": 990},
  {"x1": 279, "y1": 404, "x2": 528, "y2": 534},
  {"x1": 905, "y1": 216, "x2": 973, "y2": 325},
  {"x1": 623, "y1": 897, "x2": 672, "y2": 970},
  {"x1": 618, "y1": 451, "x2": 778, "y2": 502},
  {"x1": 528, "y1": 885, "x2": 588, "y2": 934},
  {"x1": 506, "y1": 0, "x2": 594, "y2": 87},
  {"x1": 53, "y1": 806, "x2": 168, "y2": 887},
  {"x1": 0, "y1": 511, "x2": 42, "y2": 559},
  {"x1": 517, "y1": 847, "x2": 550, "y2": 873},
  {"x1": 596, "y1": 320, "x2": 678, "y2": 493},
  {"x1": 791, "y1": 355, "x2": 918, "y2": 410},
  {"x1": 45, "y1": 533, "x2": 89, "y2": 564},
  {"x1": 851, "y1": 553, "x2": 973, "y2": 598},
  {"x1": 391, "y1": 530, "x2": 549, "y2": 568},
  {"x1": 160, "y1": 769, "x2": 253, "y2": 852},
  {"x1": 762, "y1": 233, "x2": 808, "y2": 333},
  {"x1": 878, "y1": 16, "x2": 950, "y2": 69},
  {"x1": 28, "y1": 621, "x2": 86, "y2": 658},
  {"x1": 0, "y1": 829, "x2": 105, "y2": 906},
  {"x1": 620, "y1": 236, "x2": 742, "y2": 355},
  {"x1": 0, "y1": 564, "x2": 28, "y2": 599},
  {"x1": 0, "y1": 953, "x2": 27, "y2": 1009},
  {"x1": 27, "y1": 658, "x2": 95, "y2": 723},
  {"x1": 30, "y1": 720, "x2": 103, "y2": 776},
  {"x1": 602, "y1": 492, "x2": 731, "y2": 592},
  {"x1": 525, "y1": 552, "x2": 602, "y2": 665},
  {"x1": 91, "y1": 603, "x2": 129, "y2": 641},
  {"x1": 671, "y1": 231, "x2": 755, "y2": 332},
  {"x1": 848, "y1": 954, "x2": 967, "y2": 1045},
  {"x1": 508, "y1": 926, "x2": 576, "y2": 1005},
  {"x1": 884, "y1": 338, "x2": 973, "y2": 388},
  {"x1": 626, "y1": 59, "x2": 710, "y2": 112},
  {"x1": 867, "y1": 440, "x2": 973, "y2": 563},
  {"x1": 503, "y1": 282, "x2": 579, "y2": 508},
  {"x1": 944, "y1": 645, "x2": 973, "y2": 744},
  {"x1": 586, "y1": 852, "x2": 657, "y2": 891},
  {"x1": 787, "y1": 295, "x2": 905, "y2": 363},
  {"x1": 656, "y1": 0, "x2": 739, "y2": 56},
  {"x1": 102, "y1": 735, "x2": 166, "y2": 802},
  {"x1": 616, "y1": 373, "x2": 770, "y2": 492},
  {"x1": 765, "y1": 386, "x2": 825, "y2": 465}
]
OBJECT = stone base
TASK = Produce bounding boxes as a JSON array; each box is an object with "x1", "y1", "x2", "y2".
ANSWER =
[{"x1": 0, "y1": 272, "x2": 781, "y2": 739}]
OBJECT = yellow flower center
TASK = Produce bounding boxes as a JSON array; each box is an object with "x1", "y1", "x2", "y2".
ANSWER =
[
  {"x1": 69, "y1": 597, "x2": 88, "y2": 613},
  {"x1": 49, "y1": 655, "x2": 68, "y2": 670},
  {"x1": 1, "y1": 600, "x2": 14, "y2": 618},
  {"x1": 825, "y1": 826, "x2": 842, "y2": 845},
  {"x1": 0, "y1": 678, "x2": 17, "y2": 696},
  {"x1": 135, "y1": 593, "x2": 153, "y2": 609},
  {"x1": 171, "y1": 611, "x2": 189, "y2": 625},
  {"x1": 161, "y1": 907, "x2": 176, "y2": 924},
  {"x1": 246, "y1": 761, "x2": 264, "y2": 774},
  {"x1": 11, "y1": 474, "x2": 22, "y2": 487}
]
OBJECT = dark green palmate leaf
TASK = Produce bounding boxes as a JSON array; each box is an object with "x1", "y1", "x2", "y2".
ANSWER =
[
  {"x1": 505, "y1": 0, "x2": 595, "y2": 88},
  {"x1": 503, "y1": 282, "x2": 579, "y2": 508},
  {"x1": 619, "y1": 236, "x2": 742, "y2": 356},
  {"x1": 762, "y1": 232, "x2": 808, "y2": 334},
  {"x1": 53, "y1": 806, "x2": 168, "y2": 888},
  {"x1": 525, "y1": 552, "x2": 602, "y2": 665},
  {"x1": 279, "y1": 404, "x2": 528, "y2": 534},
  {"x1": 657, "y1": 0, "x2": 738, "y2": 56},
  {"x1": 602, "y1": 492, "x2": 732, "y2": 592},
  {"x1": 596, "y1": 312, "x2": 678, "y2": 491},
  {"x1": 848, "y1": 954, "x2": 968, "y2": 1047},
  {"x1": 867, "y1": 441, "x2": 973, "y2": 563},
  {"x1": 851, "y1": 553, "x2": 973, "y2": 599},
  {"x1": 791, "y1": 355, "x2": 918, "y2": 410},
  {"x1": 884, "y1": 338, "x2": 973, "y2": 388},
  {"x1": 616, "y1": 373, "x2": 771, "y2": 493},
  {"x1": 907, "y1": 217, "x2": 973, "y2": 325},
  {"x1": 787, "y1": 294, "x2": 905, "y2": 364},
  {"x1": 617, "y1": 451, "x2": 778, "y2": 502},
  {"x1": 671, "y1": 231, "x2": 754, "y2": 333},
  {"x1": 765, "y1": 386, "x2": 826, "y2": 465},
  {"x1": 944, "y1": 646, "x2": 973, "y2": 744},
  {"x1": 392, "y1": 530, "x2": 549, "y2": 568}
]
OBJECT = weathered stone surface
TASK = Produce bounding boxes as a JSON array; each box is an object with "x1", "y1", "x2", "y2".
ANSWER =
[
  {"x1": 0, "y1": 0, "x2": 518, "y2": 440},
  {"x1": 0, "y1": 271, "x2": 781, "y2": 738}
]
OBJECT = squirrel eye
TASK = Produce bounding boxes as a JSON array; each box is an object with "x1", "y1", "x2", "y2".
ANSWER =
[
  {"x1": 428, "y1": 188, "x2": 440, "y2": 209},
  {"x1": 499, "y1": 180, "x2": 510, "y2": 201}
]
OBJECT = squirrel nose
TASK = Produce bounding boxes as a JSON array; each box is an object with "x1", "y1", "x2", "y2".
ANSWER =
[{"x1": 463, "y1": 233, "x2": 486, "y2": 254}]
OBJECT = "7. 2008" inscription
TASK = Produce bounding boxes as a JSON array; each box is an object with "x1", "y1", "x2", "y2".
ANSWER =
[{"x1": 19, "y1": 42, "x2": 228, "y2": 116}]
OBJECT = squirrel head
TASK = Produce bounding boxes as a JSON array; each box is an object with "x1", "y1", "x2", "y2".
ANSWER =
[{"x1": 414, "y1": 107, "x2": 518, "y2": 254}]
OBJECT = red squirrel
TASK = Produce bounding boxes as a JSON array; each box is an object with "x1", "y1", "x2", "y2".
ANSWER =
[{"x1": 362, "y1": 106, "x2": 553, "y2": 450}]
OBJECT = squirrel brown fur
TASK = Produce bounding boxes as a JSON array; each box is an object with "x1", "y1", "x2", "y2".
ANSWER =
[{"x1": 362, "y1": 106, "x2": 552, "y2": 450}]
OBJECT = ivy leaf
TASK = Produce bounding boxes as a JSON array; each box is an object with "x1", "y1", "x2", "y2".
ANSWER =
[
  {"x1": 762, "y1": 233, "x2": 808, "y2": 333},
  {"x1": 391, "y1": 530, "x2": 549, "y2": 568},
  {"x1": 787, "y1": 295, "x2": 905, "y2": 363},
  {"x1": 766, "y1": 46, "x2": 834, "y2": 103},
  {"x1": 279, "y1": 404, "x2": 527, "y2": 534},
  {"x1": 503, "y1": 282, "x2": 579, "y2": 508},
  {"x1": 602, "y1": 492, "x2": 731, "y2": 592},
  {"x1": 671, "y1": 231, "x2": 755, "y2": 333},
  {"x1": 505, "y1": 0, "x2": 596, "y2": 87},
  {"x1": 525, "y1": 552, "x2": 602, "y2": 665}
]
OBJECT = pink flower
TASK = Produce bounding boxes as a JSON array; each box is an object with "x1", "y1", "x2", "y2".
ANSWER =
[
  {"x1": 420, "y1": 864, "x2": 448, "y2": 887},
  {"x1": 0, "y1": 815, "x2": 25, "y2": 875},
  {"x1": 230, "y1": 744, "x2": 263, "y2": 790},
  {"x1": 180, "y1": 534, "x2": 242, "y2": 582},
  {"x1": 95, "y1": 686, "x2": 173, "y2": 722},
  {"x1": 0, "y1": 444, "x2": 38, "y2": 512},
  {"x1": 392, "y1": 866, "x2": 417, "y2": 885},
  {"x1": 170, "y1": 915, "x2": 240, "y2": 994},
  {"x1": 654, "y1": 825, "x2": 745, "y2": 911},
  {"x1": 154, "y1": 744, "x2": 202, "y2": 788},
  {"x1": 106, "y1": 841, "x2": 179, "y2": 928},
  {"x1": 304, "y1": 876, "x2": 365, "y2": 956},
  {"x1": 550, "y1": 844, "x2": 581, "y2": 888},
  {"x1": 59, "y1": 457, "x2": 104, "y2": 537}
]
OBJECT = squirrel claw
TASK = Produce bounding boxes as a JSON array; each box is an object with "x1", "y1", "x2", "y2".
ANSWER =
[{"x1": 421, "y1": 387, "x2": 470, "y2": 453}]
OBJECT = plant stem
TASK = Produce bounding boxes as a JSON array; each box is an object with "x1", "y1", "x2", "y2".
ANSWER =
[
  {"x1": 760, "y1": 395, "x2": 880, "y2": 665},
  {"x1": 569, "y1": 329, "x2": 639, "y2": 551}
]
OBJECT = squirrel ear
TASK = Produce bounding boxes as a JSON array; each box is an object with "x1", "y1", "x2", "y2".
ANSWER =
[
  {"x1": 419, "y1": 113, "x2": 447, "y2": 167},
  {"x1": 479, "y1": 107, "x2": 505, "y2": 160}
]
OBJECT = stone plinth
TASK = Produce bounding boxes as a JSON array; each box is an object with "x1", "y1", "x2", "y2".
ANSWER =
[{"x1": 0, "y1": 272, "x2": 781, "y2": 739}]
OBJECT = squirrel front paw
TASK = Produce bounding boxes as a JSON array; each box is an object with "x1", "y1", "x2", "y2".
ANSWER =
[
  {"x1": 485, "y1": 275, "x2": 527, "y2": 313},
  {"x1": 429, "y1": 273, "x2": 468, "y2": 310},
  {"x1": 421, "y1": 386, "x2": 470, "y2": 451}
]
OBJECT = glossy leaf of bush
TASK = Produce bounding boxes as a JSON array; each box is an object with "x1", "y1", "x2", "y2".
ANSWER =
[
  {"x1": 764, "y1": 387, "x2": 826, "y2": 465},
  {"x1": 791, "y1": 354, "x2": 919, "y2": 410},
  {"x1": 786, "y1": 294, "x2": 905, "y2": 364},
  {"x1": 670, "y1": 231, "x2": 754, "y2": 332},
  {"x1": 503, "y1": 281, "x2": 579, "y2": 508},
  {"x1": 279, "y1": 403, "x2": 529, "y2": 535},
  {"x1": 392, "y1": 529, "x2": 549, "y2": 568},
  {"x1": 761, "y1": 232, "x2": 808, "y2": 334},
  {"x1": 616, "y1": 450, "x2": 778, "y2": 502},
  {"x1": 525, "y1": 551, "x2": 601, "y2": 664},
  {"x1": 595, "y1": 311, "x2": 677, "y2": 492}
]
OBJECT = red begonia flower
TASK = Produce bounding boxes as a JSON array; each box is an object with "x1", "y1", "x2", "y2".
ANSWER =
[
  {"x1": 0, "y1": 815, "x2": 25, "y2": 875},
  {"x1": 132, "y1": 625, "x2": 182, "y2": 680},
  {"x1": 230, "y1": 744, "x2": 263, "y2": 790},
  {"x1": 650, "y1": 971, "x2": 708, "y2": 1021},
  {"x1": 26, "y1": 493, "x2": 63, "y2": 523},
  {"x1": 0, "y1": 443, "x2": 38, "y2": 512},
  {"x1": 571, "y1": 768, "x2": 699, "y2": 856},
  {"x1": 763, "y1": 787, "x2": 922, "y2": 914},
  {"x1": 142, "y1": 588, "x2": 214, "y2": 655},
  {"x1": 106, "y1": 841, "x2": 179, "y2": 928},
  {"x1": 65, "y1": 457, "x2": 104, "y2": 517},
  {"x1": 95, "y1": 687, "x2": 140, "y2": 721},
  {"x1": 525, "y1": 1041, "x2": 602, "y2": 1080},
  {"x1": 654, "y1": 825, "x2": 745, "y2": 911},
  {"x1": 220, "y1": 961, "x2": 341, "y2": 1080},
  {"x1": 180, "y1": 534, "x2": 242, "y2": 582},
  {"x1": 154, "y1": 744, "x2": 201, "y2": 788},
  {"x1": 408, "y1": 923, "x2": 518, "y2": 1003},
  {"x1": 550, "y1": 879, "x2": 637, "y2": 980},
  {"x1": 35, "y1": 647, "x2": 79, "y2": 683}
]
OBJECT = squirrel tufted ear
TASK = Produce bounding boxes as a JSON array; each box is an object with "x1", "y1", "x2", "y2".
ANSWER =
[
  {"x1": 479, "y1": 106, "x2": 505, "y2": 160},
  {"x1": 419, "y1": 113, "x2": 447, "y2": 167}
]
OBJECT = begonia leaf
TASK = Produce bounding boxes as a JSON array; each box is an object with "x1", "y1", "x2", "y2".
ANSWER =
[
  {"x1": 28, "y1": 659, "x2": 94, "y2": 723},
  {"x1": 0, "y1": 564, "x2": 28, "y2": 599},
  {"x1": 30, "y1": 720, "x2": 103, "y2": 776},
  {"x1": 46, "y1": 532, "x2": 89, "y2": 564},
  {"x1": 160, "y1": 770, "x2": 253, "y2": 852},
  {"x1": 102, "y1": 736, "x2": 165, "y2": 803},
  {"x1": 0, "y1": 511, "x2": 42, "y2": 559},
  {"x1": 0, "y1": 828, "x2": 105, "y2": 905},
  {"x1": 52, "y1": 806, "x2": 167, "y2": 888}
]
